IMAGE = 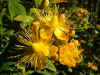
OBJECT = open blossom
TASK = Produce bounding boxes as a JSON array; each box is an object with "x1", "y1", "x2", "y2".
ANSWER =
[
  {"x1": 17, "y1": 27, "x2": 51, "y2": 69},
  {"x1": 59, "y1": 40, "x2": 83, "y2": 67},
  {"x1": 49, "y1": 14, "x2": 70, "y2": 41},
  {"x1": 36, "y1": 8, "x2": 71, "y2": 41}
]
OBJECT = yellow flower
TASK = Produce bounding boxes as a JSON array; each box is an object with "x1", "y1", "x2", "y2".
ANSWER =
[
  {"x1": 18, "y1": 40, "x2": 50, "y2": 69},
  {"x1": 16, "y1": 26, "x2": 51, "y2": 69},
  {"x1": 37, "y1": 7, "x2": 70, "y2": 41},
  {"x1": 49, "y1": 14, "x2": 69, "y2": 41},
  {"x1": 37, "y1": 13, "x2": 69, "y2": 41},
  {"x1": 36, "y1": 7, "x2": 70, "y2": 41},
  {"x1": 88, "y1": 62, "x2": 98, "y2": 71},
  {"x1": 59, "y1": 41, "x2": 82, "y2": 67}
]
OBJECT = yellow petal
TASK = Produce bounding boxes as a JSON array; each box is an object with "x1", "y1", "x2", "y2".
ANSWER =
[
  {"x1": 50, "y1": 15, "x2": 59, "y2": 27},
  {"x1": 59, "y1": 13, "x2": 66, "y2": 25},
  {"x1": 49, "y1": 45, "x2": 58, "y2": 60},
  {"x1": 54, "y1": 28, "x2": 69, "y2": 40}
]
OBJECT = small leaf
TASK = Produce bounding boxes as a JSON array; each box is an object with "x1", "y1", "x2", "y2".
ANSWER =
[
  {"x1": 46, "y1": 58, "x2": 56, "y2": 72},
  {"x1": 14, "y1": 15, "x2": 33, "y2": 22}
]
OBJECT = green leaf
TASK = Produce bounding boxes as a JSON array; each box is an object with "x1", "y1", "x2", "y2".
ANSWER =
[
  {"x1": 14, "y1": 15, "x2": 33, "y2": 22},
  {"x1": 46, "y1": 58, "x2": 56, "y2": 72},
  {"x1": 8, "y1": 0, "x2": 26, "y2": 21}
]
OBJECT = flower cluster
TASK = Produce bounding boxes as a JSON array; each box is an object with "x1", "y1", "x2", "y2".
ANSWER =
[
  {"x1": 16, "y1": 7, "x2": 83, "y2": 69},
  {"x1": 76, "y1": 8, "x2": 90, "y2": 23}
]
